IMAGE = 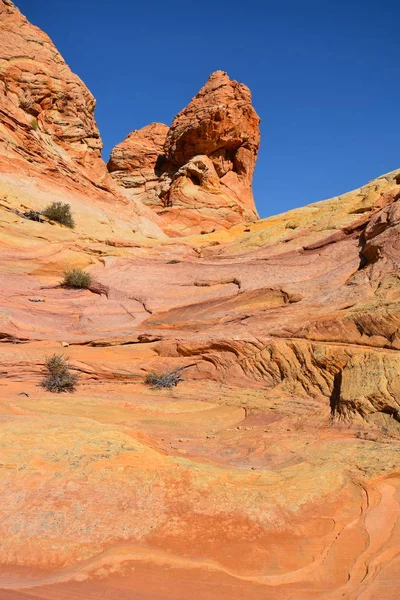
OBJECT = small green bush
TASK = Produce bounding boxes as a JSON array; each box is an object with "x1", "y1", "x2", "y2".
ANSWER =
[
  {"x1": 42, "y1": 202, "x2": 75, "y2": 228},
  {"x1": 61, "y1": 268, "x2": 92, "y2": 289},
  {"x1": 145, "y1": 368, "x2": 184, "y2": 389},
  {"x1": 42, "y1": 354, "x2": 78, "y2": 393},
  {"x1": 31, "y1": 118, "x2": 38, "y2": 131}
]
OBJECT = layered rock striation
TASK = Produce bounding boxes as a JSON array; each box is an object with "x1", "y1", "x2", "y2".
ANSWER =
[
  {"x1": 107, "y1": 122, "x2": 169, "y2": 201},
  {"x1": 0, "y1": 0, "x2": 106, "y2": 185},
  {"x1": 0, "y1": 0, "x2": 167, "y2": 242},
  {"x1": 1, "y1": 3, "x2": 400, "y2": 600}
]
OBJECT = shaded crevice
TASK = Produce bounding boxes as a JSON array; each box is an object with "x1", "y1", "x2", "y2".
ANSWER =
[
  {"x1": 129, "y1": 296, "x2": 153, "y2": 314},
  {"x1": 329, "y1": 371, "x2": 342, "y2": 417},
  {"x1": 357, "y1": 230, "x2": 369, "y2": 270},
  {"x1": 375, "y1": 406, "x2": 400, "y2": 422},
  {"x1": 193, "y1": 278, "x2": 242, "y2": 291}
]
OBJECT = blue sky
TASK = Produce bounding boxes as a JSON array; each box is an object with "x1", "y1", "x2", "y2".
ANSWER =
[{"x1": 17, "y1": 0, "x2": 400, "y2": 218}]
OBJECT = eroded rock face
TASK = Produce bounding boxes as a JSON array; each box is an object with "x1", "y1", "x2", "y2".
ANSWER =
[
  {"x1": 108, "y1": 71, "x2": 261, "y2": 235},
  {"x1": 107, "y1": 122, "x2": 169, "y2": 201},
  {"x1": 3, "y1": 3, "x2": 400, "y2": 599},
  {"x1": 0, "y1": 0, "x2": 107, "y2": 185},
  {"x1": 334, "y1": 353, "x2": 400, "y2": 429},
  {"x1": 164, "y1": 70, "x2": 260, "y2": 189},
  {"x1": 3, "y1": 165, "x2": 400, "y2": 598},
  {"x1": 0, "y1": 0, "x2": 167, "y2": 241}
]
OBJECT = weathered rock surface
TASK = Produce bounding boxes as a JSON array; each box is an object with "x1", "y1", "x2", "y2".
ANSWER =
[
  {"x1": 2, "y1": 160, "x2": 400, "y2": 598},
  {"x1": 108, "y1": 71, "x2": 260, "y2": 235},
  {"x1": 1, "y1": 3, "x2": 400, "y2": 600},
  {"x1": 0, "y1": 0, "x2": 167, "y2": 243},
  {"x1": 164, "y1": 70, "x2": 260, "y2": 195},
  {"x1": 0, "y1": 0, "x2": 106, "y2": 186},
  {"x1": 107, "y1": 122, "x2": 169, "y2": 200},
  {"x1": 1, "y1": 0, "x2": 260, "y2": 239}
]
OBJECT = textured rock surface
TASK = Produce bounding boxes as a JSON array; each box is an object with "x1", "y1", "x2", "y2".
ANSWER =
[
  {"x1": 164, "y1": 70, "x2": 260, "y2": 197},
  {"x1": 0, "y1": 0, "x2": 105, "y2": 186},
  {"x1": 2, "y1": 162, "x2": 400, "y2": 598},
  {"x1": 108, "y1": 71, "x2": 260, "y2": 235},
  {"x1": 0, "y1": 0, "x2": 167, "y2": 242},
  {"x1": 1, "y1": 3, "x2": 400, "y2": 600},
  {"x1": 107, "y1": 122, "x2": 169, "y2": 200}
]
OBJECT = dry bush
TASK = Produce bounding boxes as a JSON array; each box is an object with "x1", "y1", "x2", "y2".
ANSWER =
[
  {"x1": 61, "y1": 268, "x2": 92, "y2": 289},
  {"x1": 145, "y1": 368, "x2": 184, "y2": 389},
  {"x1": 42, "y1": 202, "x2": 75, "y2": 228},
  {"x1": 42, "y1": 354, "x2": 78, "y2": 393}
]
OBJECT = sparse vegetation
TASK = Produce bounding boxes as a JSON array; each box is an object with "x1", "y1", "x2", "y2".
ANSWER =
[
  {"x1": 31, "y1": 118, "x2": 38, "y2": 130},
  {"x1": 145, "y1": 368, "x2": 184, "y2": 389},
  {"x1": 42, "y1": 201, "x2": 75, "y2": 228},
  {"x1": 61, "y1": 268, "x2": 92, "y2": 289},
  {"x1": 167, "y1": 259, "x2": 180, "y2": 264},
  {"x1": 42, "y1": 354, "x2": 78, "y2": 393}
]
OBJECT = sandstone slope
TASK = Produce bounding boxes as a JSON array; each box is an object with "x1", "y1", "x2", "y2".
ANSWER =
[{"x1": 1, "y1": 2, "x2": 400, "y2": 600}]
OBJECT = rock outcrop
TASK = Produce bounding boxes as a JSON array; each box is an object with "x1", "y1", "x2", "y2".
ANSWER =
[
  {"x1": 108, "y1": 71, "x2": 260, "y2": 235},
  {"x1": 2, "y1": 3, "x2": 400, "y2": 600},
  {"x1": 107, "y1": 122, "x2": 169, "y2": 200},
  {"x1": 3, "y1": 166, "x2": 400, "y2": 599},
  {"x1": 0, "y1": 0, "x2": 106, "y2": 186},
  {"x1": 164, "y1": 70, "x2": 260, "y2": 209},
  {"x1": 0, "y1": 0, "x2": 167, "y2": 242}
]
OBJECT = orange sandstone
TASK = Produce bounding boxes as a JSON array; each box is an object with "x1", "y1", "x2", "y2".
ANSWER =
[
  {"x1": 108, "y1": 71, "x2": 261, "y2": 234},
  {"x1": 0, "y1": 2, "x2": 400, "y2": 599}
]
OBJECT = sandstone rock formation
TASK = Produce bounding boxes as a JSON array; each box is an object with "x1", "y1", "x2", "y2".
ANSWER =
[
  {"x1": 107, "y1": 122, "x2": 169, "y2": 200},
  {"x1": 1, "y1": 3, "x2": 400, "y2": 600},
  {"x1": 0, "y1": 0, "x2": 167, "y2": 243},
  {"x1": 0, "y1": 0, "x2": 105, "y2": 186},
  {"x1": 2, "y1": 167, "x2": 400, "y2": 599},
  {"x1": 108, "y1": 71, "x2": 261, "y2": 235},
  {"x1": 164, "y1": 70, "x2": 260, "y2": 197}
]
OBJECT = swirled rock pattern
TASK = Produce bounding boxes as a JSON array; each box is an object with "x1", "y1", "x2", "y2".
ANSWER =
[{"x1": 1, "y1": 2, "x2": 400, "y2": 600}]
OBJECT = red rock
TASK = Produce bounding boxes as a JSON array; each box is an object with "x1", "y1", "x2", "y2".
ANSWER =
[
  {"x1": 164, "y1": 70, "x2": 260, "y2": 192},
  {"x1": 0, "y1": 0, "x2": 167, "y2": 241},
  {"x1": 107, "y1": 122, "x2": 169, "y2": 202},
  {"x1": 109, "y1": 71, "x2": 260, "y2": 234},
  {"x1": 0, "y1": 0, "x2": 105, "y2": 186},
  {"x1": 2, "y1": 4, "x2": 400, "y2": 600}
]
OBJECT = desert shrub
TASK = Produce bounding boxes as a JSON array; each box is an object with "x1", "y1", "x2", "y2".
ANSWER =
[
  {"x1": 61, "y1": 268, "x2": 92, "y2": 289},
  {"x1": 145, "y1": 368, "x2": 184, "y2": 389},
  {"x1": 167, "y1": 259, "x2": 180, "y2": 264},
  {"x1": 42, "y1": 202, "x2": 75, "y2": 228},
  {"x1": 42, "y1": 354, "x2": 78, "y2": 393},
  {"x1": 31, "y1": 118, "x2": 38, "y2": 131}
]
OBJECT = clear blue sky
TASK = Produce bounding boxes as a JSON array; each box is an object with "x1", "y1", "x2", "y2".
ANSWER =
[{"x1": 17, "y1": 0, "x2": 400, "y2": 218}]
